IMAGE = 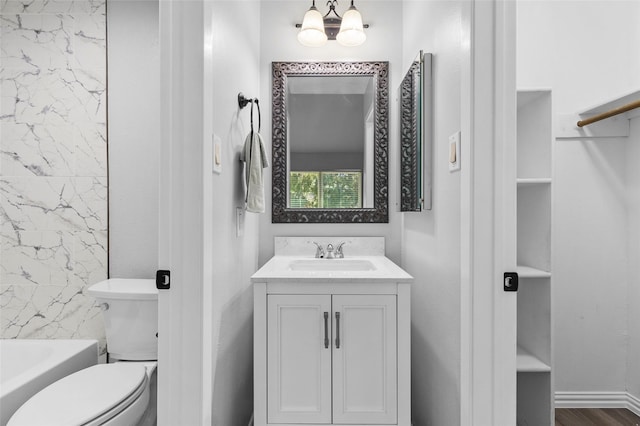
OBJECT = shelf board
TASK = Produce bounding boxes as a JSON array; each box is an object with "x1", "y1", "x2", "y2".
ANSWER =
[
  {"x1": 517, "y1": 346, "x2": 551, "y2": 373},
  {"x1": 557, "y1": 89, "x2": 640, "y2": 139},
  {"x1": 579, "y1": 89, "x2": 640, "y2": 115},
  {"x1": 517, "y1": 178, "x2": 552, "y2": 186},
  {"x1": 517, "y1": 265, "x2": 551, "y2": 278}
]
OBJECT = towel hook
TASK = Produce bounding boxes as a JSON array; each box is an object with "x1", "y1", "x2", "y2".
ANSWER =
[{"x1": 238, "y1": 93, "x2": 254, "y2": 109}]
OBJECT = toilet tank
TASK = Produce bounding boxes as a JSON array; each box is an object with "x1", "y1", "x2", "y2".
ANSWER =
[{"x1": 87, "y1": 279, "x2": 158, "y2": 361}]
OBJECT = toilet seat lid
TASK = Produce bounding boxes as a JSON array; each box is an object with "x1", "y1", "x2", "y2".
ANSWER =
[{"x1": 9, "y1": 363, "x2": 147, "y2": 426}]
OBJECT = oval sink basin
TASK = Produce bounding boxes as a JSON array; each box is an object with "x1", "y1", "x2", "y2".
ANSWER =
[{"x1": 288, "y1": 259, "x2": 377, "y2": 272}]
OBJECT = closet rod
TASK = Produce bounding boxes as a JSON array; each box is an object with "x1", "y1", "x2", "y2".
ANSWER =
[{"x1": 577, "y1": 99, "x2": 640, "y2": 127}]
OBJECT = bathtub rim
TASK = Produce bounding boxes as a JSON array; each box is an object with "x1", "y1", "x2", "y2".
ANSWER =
[
  {"x1": 0, "y1": 339, "x2": 98, "y2": 398},
  {"x1": 0, "y1": 339, "x2": 98, "y2": 407}
]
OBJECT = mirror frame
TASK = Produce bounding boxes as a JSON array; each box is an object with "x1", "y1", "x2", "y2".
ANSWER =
[
  {"x1": 399, "y1": 52, "x2": 432, "y2": 212},
  {"x1": 400, "y1": 55, "x2": 422, "y2": 211},
  {"x1": 272, "y1": 61, "x2": 389, "y2": 223}
]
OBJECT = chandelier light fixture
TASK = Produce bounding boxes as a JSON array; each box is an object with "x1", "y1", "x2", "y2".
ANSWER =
[{"x1": 296, "y1": 0, "x2": 368, "y2": 47}]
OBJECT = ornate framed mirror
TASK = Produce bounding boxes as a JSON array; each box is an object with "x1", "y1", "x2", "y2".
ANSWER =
[
  {"x1": 399, "y1": 51, "x2": 432, "y2": 212},
  {"x1": 271, "y1": 61, "x2": 389, "y2": 223}
]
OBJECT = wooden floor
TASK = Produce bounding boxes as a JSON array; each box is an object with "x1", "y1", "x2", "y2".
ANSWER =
[{"x1": 556, "y1": 408, "x2": 640, "y2": 426}]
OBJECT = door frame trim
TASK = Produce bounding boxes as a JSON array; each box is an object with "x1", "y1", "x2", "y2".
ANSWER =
[
  {"x1": 460, "y1": 0, "x2": 517, "y2": 424},
  {"x1": 158, "y1": 2, "x2": 209, "y2": 424}
]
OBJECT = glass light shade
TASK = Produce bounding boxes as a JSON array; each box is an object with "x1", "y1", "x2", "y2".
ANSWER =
[
  {"x1": 336, "y1": 7, "x2": 366, "y2": 46},
  {"x1": 297, "y1": 7, "x2": 327, "y2": 47}
]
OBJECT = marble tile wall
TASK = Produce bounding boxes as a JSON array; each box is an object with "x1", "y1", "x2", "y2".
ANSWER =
[{"x1": 0, "y1": 0, "x2": 107, "y2": 352}]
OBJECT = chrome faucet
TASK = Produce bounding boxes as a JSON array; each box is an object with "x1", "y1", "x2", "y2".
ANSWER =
[
  {"x1": 326, "y1": 243, "x2": 335, "y2": 259},
  {"x1": 312, "y1": 241, "x2": 325, "y2": 258},
  {"x1": 312, "y1": 241, "x2": 345, "y2": 259}
]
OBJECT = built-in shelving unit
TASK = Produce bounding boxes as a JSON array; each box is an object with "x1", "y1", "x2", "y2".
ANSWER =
[{"x1": 516, "y1": 89, "x2": 554, "y2": 426}]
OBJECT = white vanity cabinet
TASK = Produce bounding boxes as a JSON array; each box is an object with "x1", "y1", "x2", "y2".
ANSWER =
[
  {"x1": 265, "y1": 293, "x2": 397, "y2": 425},
  {"x1": 254, "y1": 280, "x2": 411, "y2": 426}
]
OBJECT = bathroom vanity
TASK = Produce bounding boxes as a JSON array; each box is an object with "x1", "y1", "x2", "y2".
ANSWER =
[{"x1": 252, "y1": 237, "x2": 412, "y2": 426}]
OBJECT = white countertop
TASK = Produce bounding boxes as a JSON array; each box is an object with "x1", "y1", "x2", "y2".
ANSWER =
[{"x1": 251, "y1": 255, "x2": 413, "y2": 283}]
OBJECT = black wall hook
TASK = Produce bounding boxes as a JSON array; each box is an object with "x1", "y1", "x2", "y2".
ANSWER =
[{"x1": 238, "y1": 93, "x2": 255, "y2": 109}]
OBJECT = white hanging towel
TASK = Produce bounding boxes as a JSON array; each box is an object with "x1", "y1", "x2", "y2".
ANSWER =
[{"x1": 240, "y1": 131, "x2": 269, "y2": 213}]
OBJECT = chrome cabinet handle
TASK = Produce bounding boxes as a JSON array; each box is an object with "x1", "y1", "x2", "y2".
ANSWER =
[
  {"x1": 324, "y1": 312, "x2": 329, "y2": 349},
  {"x1": 335, "y1": 312, "x2": 341, "y2": 349}
]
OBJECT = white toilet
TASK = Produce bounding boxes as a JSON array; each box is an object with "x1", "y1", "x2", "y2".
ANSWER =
[{"x1": 8, "y1": 279, "x2": 158, "y2": 426}]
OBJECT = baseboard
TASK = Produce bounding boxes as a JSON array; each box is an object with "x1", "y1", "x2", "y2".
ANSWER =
[
  {"x1": 555, "y1": 391, "x2": 640, "y2": 416},
  {"x1": 628, "y1": 393, "x2": 640, "y2": 416}
]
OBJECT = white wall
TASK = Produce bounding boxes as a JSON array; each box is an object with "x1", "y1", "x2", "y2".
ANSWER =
[
  {"x1": 517, "y1": 1, "x2": 640, "y2": 115},
  {"x1": 258, "y1": 0, "x2": 403, "y2": 265},
  {"x1": 107, "y1": 0, "x2": 160, "y2": 278},
  {"x1": 626, "y1": 115, "x2": 640, "y2": 398},
  {"x1": 553, "y1": 137, "x2": 628, "y2": 392},
  {"x1": 207, "y1": 2, "x2": 261, "y2": 425},
  {"x1": 401, "y1": 2, "x2": 463, "y2": 424},
  {"x1": 518, "y1": 0, "x2": 640, "y2": 397}
]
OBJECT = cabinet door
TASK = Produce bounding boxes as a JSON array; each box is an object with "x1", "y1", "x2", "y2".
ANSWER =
[
  {"x1": 267, "y1": 295, "x2": 332, "y2": 424},
  {"x1": 332, "y1": 295, "x2": 397, "y2": 424}
]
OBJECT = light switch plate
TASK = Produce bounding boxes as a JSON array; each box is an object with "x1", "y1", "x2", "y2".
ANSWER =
[
  {"x1": 449, "y1": 131, "x2": 461, "y2": 172},
  {"x1": 213, "y1": 134, "x2": 222, "y2": 174}
]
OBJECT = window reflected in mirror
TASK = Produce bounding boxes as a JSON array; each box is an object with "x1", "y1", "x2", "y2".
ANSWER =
[{"x1": 289, "y1": 171, "x2": 362, "y2": 209}]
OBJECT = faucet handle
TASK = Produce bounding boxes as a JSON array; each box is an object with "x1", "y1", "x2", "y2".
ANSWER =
[
  {"x1": 312, "y1": 241, "x2": 325, "y2": 258},
  {"x1": 335, "y1": 242, "x2": 346, "y2": 258}
]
